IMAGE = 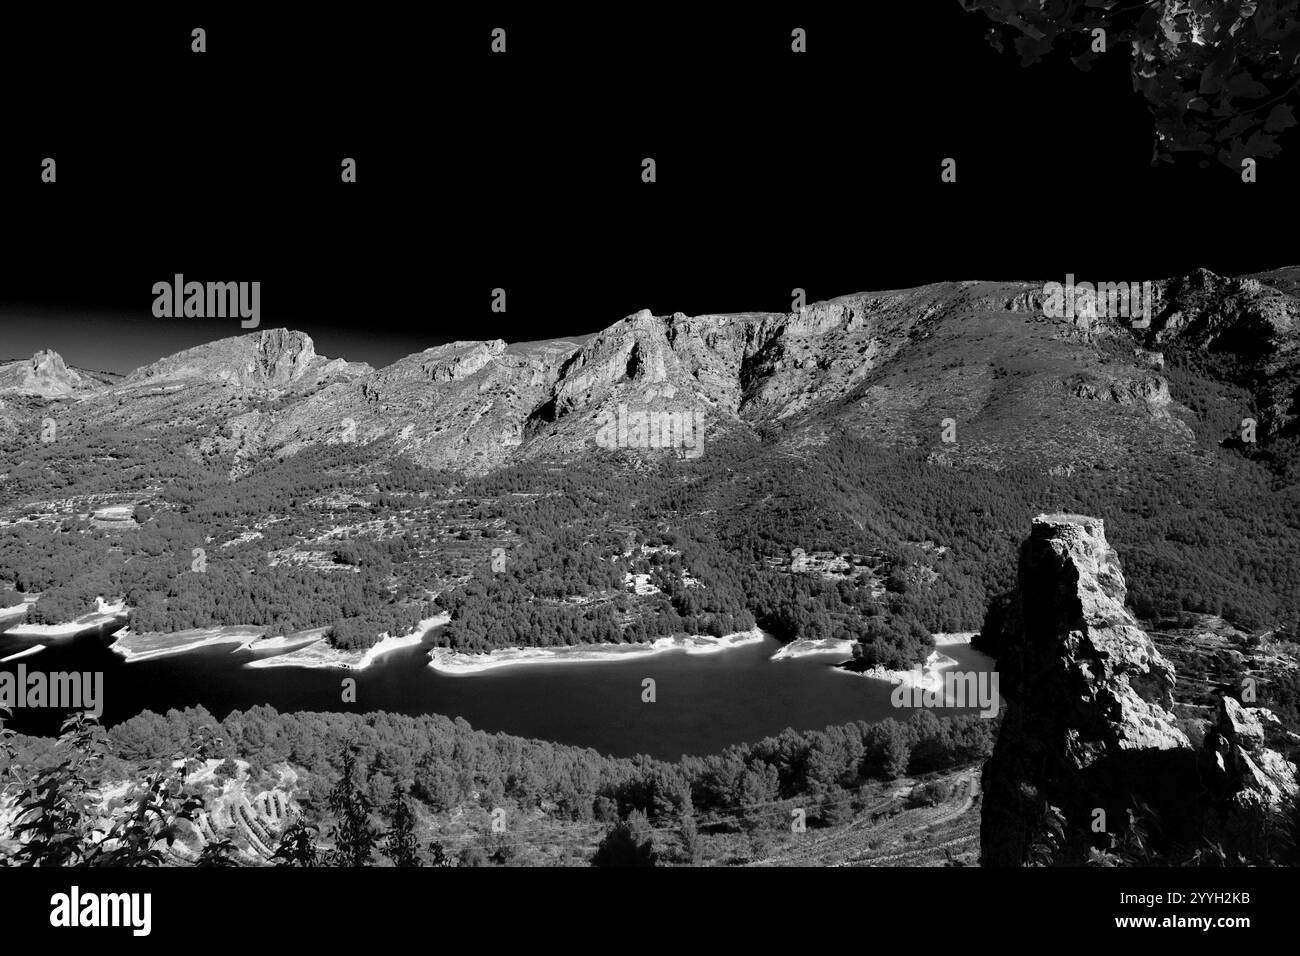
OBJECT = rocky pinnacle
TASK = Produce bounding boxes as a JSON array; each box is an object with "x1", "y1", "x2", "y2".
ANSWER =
[{"x1": 979, "y1": 514, "x2": 1296, "y2": 865}]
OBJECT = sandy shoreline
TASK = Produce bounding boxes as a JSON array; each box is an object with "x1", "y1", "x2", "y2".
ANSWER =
[
  {"x1": 427, "y1": 627, "x2": 769, "y2": 675},
  {"x1": 0, "y1": 602, "x2": 30, "y2": 620},
  {"x1": 245, "y1": 614, "x2": 450, "y2": 671},
  {"x1": 4, "y1": 598, "x2": 129, "y2": 640},
  {"x1": 838, "y1": 650, "x2": 962, "y2": 691},
  {"x1": 835, "y1": 649, "x2": 992, "y2": 712},
  {"x1": 0, "y1": 644, "x2": 46, "y2": 664},
  {"x1": 931, "y1": 632, "x2": 977, "y2": 647},
  {"x1": 110, "y1": 625, "x2": 270, "y2": 662},
  {"x1": 109, "y1": 614, "x2": 449, "y2": 671},
  {"x1": 770, "y1": 631, "x2": 974, "y2": 663},
  {"x1": 241, "y1": 630, "x2": 330, "y2": 654},
  {"x1": 769, "y1": 637, "x2": 856, "y2": 661}
]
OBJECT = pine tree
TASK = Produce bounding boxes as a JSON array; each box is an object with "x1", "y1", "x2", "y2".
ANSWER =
[
  {"x1": 592, "y1": 811, "x2": 657, "y2": 867},
  {"x1": 383, "y1": 786, "x2": 421, "y2": 867},
  {"x1": 678, "y1": 812, "x2": 701, "y2": 864}
]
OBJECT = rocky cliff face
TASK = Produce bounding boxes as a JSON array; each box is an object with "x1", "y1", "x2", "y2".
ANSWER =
[
  {"x1": 1201, "y1": 696, "x2": 1299, "y2": 817},
  {"x1": 980, "y1": 514, "x2": 1298, "y2": 865},
  {"x1": 123, "y1": 329, "x2": 346, "y2": 389},
  {"x1": 267, "y1": 336, "x2": 578, "y2": 475},
  {"x1": 1147, "y1": 268, "x2": 1300, "y2": 439},
  {"x1": 56, "y1": 331, "x2": 371, "y2": 460}
]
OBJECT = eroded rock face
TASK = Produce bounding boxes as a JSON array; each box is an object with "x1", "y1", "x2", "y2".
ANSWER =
[
  {"x1": 980, "y1": 514, "x2": 1199, "y2": 865},
  {"x1": 125, "y1": 328, "x2": 326, "y2": 389},
  {"x1": 981, "y1": 514, "x2": 1190, "y2": 866},
  {"x1": 980, "y1": 513, "x2": 1298, "y2": 865},
  {"x1": 0, "y1": 350, "x2": 97, "y2": 398},
  {"x1": 1068, "y1": 372, "x2": 1171, "y2": 408},
  {"x1": 1148, "y1": 268, "x2": 1300, "y2": 438},
  {"x1": 419, "y1": 340, "x2": 506, "y2": 383},
  {"x1": 1201, "y1": 697, "x2": 1299, "y2": 811}
]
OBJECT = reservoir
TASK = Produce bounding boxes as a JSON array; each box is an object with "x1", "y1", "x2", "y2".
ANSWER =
[{"x1": 0, "y1": 621, "x2": 996, "y2": 759}]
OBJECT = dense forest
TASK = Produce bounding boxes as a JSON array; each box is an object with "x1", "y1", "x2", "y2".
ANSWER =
[
  {"x1": 2, "y1": 396, "x2": 1298, "y2": 665},
  {"x1": 440, "y1": 428, "x2": 1300, "y2": 660},
  {"x1": 0, "y1": 705, "x2": 997, "y2": 866},
  {"x1": 0, "y1": 443, "x2": 444, "y2": 648},
  {"x1": 5, "y1": 696, "x2": 1295, "y2": 867}
]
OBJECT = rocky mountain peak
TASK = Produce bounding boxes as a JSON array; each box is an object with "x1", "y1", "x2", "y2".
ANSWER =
[
  {"x1": 30, "y1": 348, "x2": 68, "y2": 373},
  {"x1": 992, "y1": 512, "x2": 1183, "y2": 742},
  {"x1": 0, "y1": 349, "x2": 95, "y2": 398},
  {"x1": 125, "y1": 328, "x2": 325, "y2": 389}
]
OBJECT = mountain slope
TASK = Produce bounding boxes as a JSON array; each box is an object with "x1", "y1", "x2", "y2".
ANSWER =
[{"x1": 6, "y1": 267, "x2": 1298, "y2": 477}]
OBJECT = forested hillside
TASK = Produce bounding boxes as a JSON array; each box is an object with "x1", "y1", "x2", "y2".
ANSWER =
[
  {"x1": 2, "y1": 414, "x2": 1298, "y2": 664},
  {"x1": 0, "y1": 705, "x2": 997, "y2": 866},
  {"x1": 4, "y1": 266, "x2": 1300, "y2": 665}
]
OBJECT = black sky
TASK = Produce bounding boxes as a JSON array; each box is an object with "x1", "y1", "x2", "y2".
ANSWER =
[{"x1": 1, "y1": 7, "x2": 1297, "y2": 373}]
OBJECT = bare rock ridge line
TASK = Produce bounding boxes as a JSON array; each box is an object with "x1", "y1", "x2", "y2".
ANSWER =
[
  {"x1": 2, "y1": 265, "x2": 1298, "y2": 473},
  {"x1": 979, "y1": 514, "x2": 1298, "y2": 866}
]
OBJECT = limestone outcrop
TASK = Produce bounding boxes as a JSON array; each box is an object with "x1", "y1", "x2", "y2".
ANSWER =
[
  {"x1": 124, "y1": 329, "x2": 331, "y2": 389},
  {"x1": 0, "y1": 350, "x2": 99, "y2": 398},
  {"x1": 980, "y1": 514, "x2": 1297, "y2": 866}
]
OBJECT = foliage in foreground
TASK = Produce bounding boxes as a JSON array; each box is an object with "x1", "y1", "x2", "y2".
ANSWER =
[{"x1": 0, "y1": 704, "x2": 997, "y2": 867}]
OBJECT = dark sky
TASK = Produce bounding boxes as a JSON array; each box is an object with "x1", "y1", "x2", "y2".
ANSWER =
[{"x1": 1, "y1": 7, "x2": 1298, "y2": 373}]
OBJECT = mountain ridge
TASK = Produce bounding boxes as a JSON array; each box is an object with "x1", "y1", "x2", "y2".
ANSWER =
[{"x1": 3, "y1": 266, "x2": 1296, "y2": 476}]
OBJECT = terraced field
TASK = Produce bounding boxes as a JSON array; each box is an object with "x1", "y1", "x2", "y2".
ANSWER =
[{"x1": 748, "y1": 768, "x2": 981, "y2": 868}]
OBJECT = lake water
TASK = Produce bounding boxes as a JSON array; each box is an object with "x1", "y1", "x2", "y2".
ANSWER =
[{"x1": 0, "y1": 622, "x2": 996, "y2": 759}]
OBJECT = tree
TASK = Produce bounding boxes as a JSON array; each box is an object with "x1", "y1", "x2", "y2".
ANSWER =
[
  {"x1": 273, "y1": 819, "x2": 320, "y2": 867},
  {"x1": 383, "y1": 786, "x2": 421, "y2": 867},
  {"x1": 325, "y1": 748, "x2": 377, "y2": 867},
  {"x1": 81, "y1": 763, "x2": 204, "y2": 867},
  {"x1": 195, "y1": 839, "x2": 241, "y2": 867},
  {"x1": 592, "y1": 811, "x2": 657, "y2": 867},
  {"x1": 4, "y1": 713, "x2": 203, "y2": 868},
  {"x1": 678, "y1": 812, "x2": 701, "y2": 864},
  {"x1": 865, "y1": 719, "x2": 912, "y2": 780},
  {"x1": 427, "y1": 840, "x2": 452, "y2": 867},
  {"x1": 962, "y1": 0, "x2": 1300, "y2": 168},
  {"x1": 7, "y1": 713, "x2": 103, "y2": 866},
  {"x1": 736, "y1": 764, "x2": 782, "y2": 831}
]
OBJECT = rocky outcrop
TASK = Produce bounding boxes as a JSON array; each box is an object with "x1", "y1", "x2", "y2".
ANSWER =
[
  {"x1": 980, "y1": 514, "x2": 1297, "y2": 866},
  {"x1": 1201, "y1": 696, "x2": 1298, "y2": 812},
  {"x1": 414, "y1": 340, "x2": 506, "y2": 384},
  {"x1": 1067, "y1": 372, "x2": 1171, "y2": 407},
  {"x1": 549, "y1": 309, "x2": 702, "y2": 419},
  {"x1": 1145, "y1": 268, "x2": 1300, "y2": 440},
  {"x1": 0, "y1": 350, "x2": 98, "y2": 398},
  {"x1": 123, "y1": 329, "x2": 344, "y2": 389},
  {"x1": 1132, "y1": 348, "x2": 1165, "y2": 371}
]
